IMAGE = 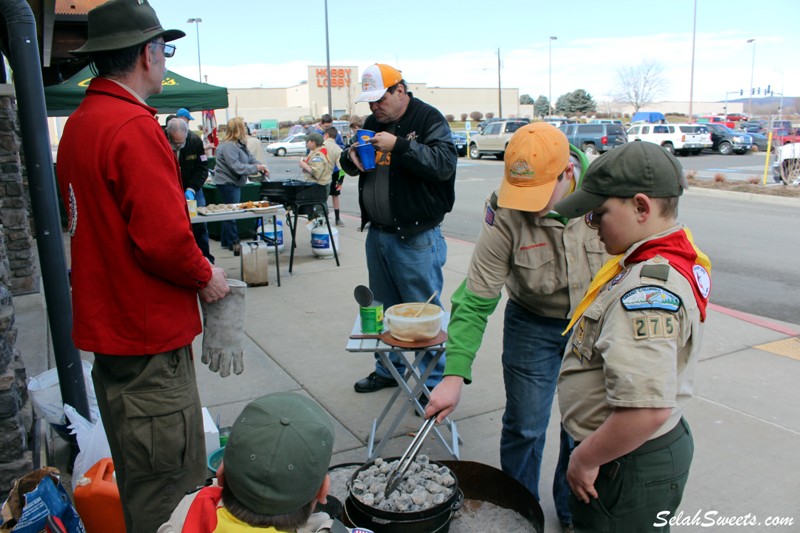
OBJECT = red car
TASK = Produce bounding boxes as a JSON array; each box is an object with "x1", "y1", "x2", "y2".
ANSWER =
[
  {"x1": 697, "y1": 116, "x2": 736, "y2": 129},
  {"x1": 726, "y1": 113, "x2": 748, "y2": 122}
]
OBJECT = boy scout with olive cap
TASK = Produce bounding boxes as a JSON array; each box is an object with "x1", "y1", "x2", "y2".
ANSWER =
[
  {"x1": 427, "y1": 123, "x2": 608, "y2": 532},
  {"x1": 555, "y1": 141, "x2": 712, "y2": 532},
  {"x1": 158, "y1": 392, "x2": 372, "y2": 532}
]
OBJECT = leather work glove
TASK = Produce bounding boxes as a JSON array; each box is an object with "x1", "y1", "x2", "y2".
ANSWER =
[{"x1": 200, "y1": 279, "x2": 247, "y2": 377}]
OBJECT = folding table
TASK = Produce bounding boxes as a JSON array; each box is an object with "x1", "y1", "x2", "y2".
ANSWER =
[{"x1": 345, "y1": 314, "x2": 460, "y2": 461}]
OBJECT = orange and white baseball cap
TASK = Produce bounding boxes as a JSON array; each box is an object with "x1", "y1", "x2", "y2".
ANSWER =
[
  {"x1": 356, "y1": 64, "x2": 404, "y2": 103},
  {"x1": 497, "y1": 123, "x2": 570, "y2": 212}
]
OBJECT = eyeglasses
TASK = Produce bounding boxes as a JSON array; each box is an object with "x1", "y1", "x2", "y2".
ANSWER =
[
  {"x1": 150, "y1": 42, "x2": 176, "y2": 58},
  {"x1": 585, "y1": 211, "x2": 600, "y2": 229}
]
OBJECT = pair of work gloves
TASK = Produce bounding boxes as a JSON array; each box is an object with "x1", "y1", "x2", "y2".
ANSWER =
[{"x1": 200, "y1": 279, "x2": 247, "y2": 377}]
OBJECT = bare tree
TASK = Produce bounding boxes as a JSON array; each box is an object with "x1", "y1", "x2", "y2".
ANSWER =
[{"x1": 613, "y1": 59, "x2": 668, "y2": 113}]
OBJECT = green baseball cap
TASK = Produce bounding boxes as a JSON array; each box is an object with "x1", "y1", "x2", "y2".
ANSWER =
[
  {"x1": 71, "y1": 0, "x2": 184, "y2": 56},
  {"x1": 555, "y1": 141, "x2": 685, "y2": 218},
  {"x1": 223, "y1": 393, "x2": 334, "y2": 515}
]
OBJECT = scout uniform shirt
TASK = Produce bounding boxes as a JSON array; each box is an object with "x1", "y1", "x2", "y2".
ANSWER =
[
  {"x1": 302, "y1": 146, "x2": 333, "y2": 186},
  {"x1": 558, "y1": 227, "x2": 707, "y2": 443},
  {"x1": 444, "y1": 192, "x2": 607, "y2": 382}
]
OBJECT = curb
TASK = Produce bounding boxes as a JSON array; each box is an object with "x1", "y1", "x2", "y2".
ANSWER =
[{"x1": 685, "y1": 186, "x2": 800, "y2": 206}]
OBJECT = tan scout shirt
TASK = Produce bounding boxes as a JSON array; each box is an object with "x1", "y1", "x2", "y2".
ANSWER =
[
  {"x1": 558, "y1": 231, "x2": 703, "y2": 443},
  {"x1": 466, "y1": 193, "x2": 607, "y2": 319}
]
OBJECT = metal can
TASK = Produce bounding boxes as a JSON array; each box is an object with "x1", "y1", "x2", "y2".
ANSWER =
[{"x1": 360, "y1": 301, "x2": 384, "y2": 334}]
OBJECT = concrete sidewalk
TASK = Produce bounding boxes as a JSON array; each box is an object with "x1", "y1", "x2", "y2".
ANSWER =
[{"x1": 17, "y1": 211, "x2": 800, "y2": 532}]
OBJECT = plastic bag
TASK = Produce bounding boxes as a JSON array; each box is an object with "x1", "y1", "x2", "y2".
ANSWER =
[
  {"x1": 27, "y1": 361, "x2": 100, "y2": 428},
  {"x1": 64, "y1": 404, "x2": 111, "y2": 492},
  {"x1": 0, "y1": 469, "x2": 85, "y2": 533}
]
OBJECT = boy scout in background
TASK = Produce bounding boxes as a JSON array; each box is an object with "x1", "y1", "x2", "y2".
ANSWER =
[
  {"x1": 555, "y1": 141, "x2": 712, "y2": 532},
  {"x1": 299, "y1": 132, "x2": 333, "y2": 186},
  {"x1": 427, "y1": 123, "x2": 607, "y2": 532}
]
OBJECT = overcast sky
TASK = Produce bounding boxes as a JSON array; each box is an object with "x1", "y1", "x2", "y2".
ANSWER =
[{"x1": 150, "y1": 0, "x2": 797, "y2": 105}]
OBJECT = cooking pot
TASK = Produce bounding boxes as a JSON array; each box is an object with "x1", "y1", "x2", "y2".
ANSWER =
[
  {"x1": 440, "y1": 460, "x2": 543, "y2": 533},
  {"x1": 345, "y1": 458, "x2": 462, "y2": 533}
]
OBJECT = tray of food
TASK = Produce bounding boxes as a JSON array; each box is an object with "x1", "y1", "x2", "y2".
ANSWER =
[
  {"x1": 239, "y1": 200, "x2": 280, "y2": 212},
  {"x1": 196, "y1": 204, "x2": 245, "y2": 215}
]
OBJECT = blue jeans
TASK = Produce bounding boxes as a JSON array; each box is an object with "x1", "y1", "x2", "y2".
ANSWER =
[
  {"x1": 366, "y1": 226, "x2": 447, "y2": 388},
  {"x1": 217, "y1": 183, "x2": 240, "y2": 248},
  {"x1": 192, "y1": 188, "x2": 214, "y2": 263},
  {"x1": 501, "y1": 299, "x2": 573, "y2": 525}
]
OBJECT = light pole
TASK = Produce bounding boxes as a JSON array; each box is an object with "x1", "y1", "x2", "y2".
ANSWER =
[
  {"x1": 187, "y1": 18, "x2": 202, "y2": 82},
  {"x1": 323, "y1": 0, "x2": 332, "y2": 116},
  {"x1": 549, "y1": 36, "x2": 557, "y2": 117},
  {"x1": 496, "y1": 48, "x2": 502, "y2": 118},
  {"x1": 773, "y1": 70, "x2": 785, "y2": 125},
  {"x1": 688, "y1": 0, "x2": 697, "y2": 120},
  {"x1": 747, "y1": 38, "x2": 755, "y2": 117}
]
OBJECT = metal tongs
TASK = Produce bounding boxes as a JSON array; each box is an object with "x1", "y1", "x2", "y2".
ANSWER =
[{"x1": 384, "y1": 411, "x2": 440, "y2": 498}]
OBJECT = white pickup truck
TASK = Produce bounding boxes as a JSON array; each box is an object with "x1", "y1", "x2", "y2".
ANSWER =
[
  {"x1": 773, "y1": 143, "x2": 800, "y2": 185},
  {"x1": 626, "y1": 123, "x2": 707, "y2": 156}
]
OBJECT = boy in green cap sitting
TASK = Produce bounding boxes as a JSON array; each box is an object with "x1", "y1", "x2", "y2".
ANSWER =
[
  {"x1": 158, "y1": 392, "x2": 369, "y2": 532},
  {"x1": 554, "y1": 141, "x2": 712, "y2": 532}
]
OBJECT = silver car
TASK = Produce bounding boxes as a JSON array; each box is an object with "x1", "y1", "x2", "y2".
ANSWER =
[{"x1": 265, "y1": 134, "x2": 308, "y2": 157}]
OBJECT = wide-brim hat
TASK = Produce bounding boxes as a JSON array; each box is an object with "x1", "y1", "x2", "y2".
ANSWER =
[{"x1": 71, "y1": 0, "x2": 185, "y2": 57}]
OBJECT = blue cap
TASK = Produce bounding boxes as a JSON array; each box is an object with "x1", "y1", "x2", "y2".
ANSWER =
[{"x1": 176, "y1": 108, "x2": 194, "y2": 120}]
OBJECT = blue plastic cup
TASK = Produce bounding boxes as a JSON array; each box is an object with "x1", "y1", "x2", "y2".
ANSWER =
[
  {"x1": 356, "y1": 129, "x2": 375, "y2": 145},
  {"x1": 355, "y1": 142, "x2": 376, "y2": 171}
]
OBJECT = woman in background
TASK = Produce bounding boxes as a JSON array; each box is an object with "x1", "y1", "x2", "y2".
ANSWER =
[{"x1": 212, "y1": 117, "x2": 267, "y2": 255}]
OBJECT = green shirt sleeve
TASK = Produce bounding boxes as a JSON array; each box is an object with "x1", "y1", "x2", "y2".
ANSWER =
[{"x1": 445, "y1": 279, "x2": 502, "y2": 384}]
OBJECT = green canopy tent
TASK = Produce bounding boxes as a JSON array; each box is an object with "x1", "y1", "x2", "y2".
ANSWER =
[{"x1": 44, "y1": 66, "x2": 229, "y2": 116}]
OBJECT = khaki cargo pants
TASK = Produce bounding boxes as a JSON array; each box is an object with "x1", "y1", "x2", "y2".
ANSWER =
[{"x1": 93, "y1": 347, "x2": 207, "y2": 533}]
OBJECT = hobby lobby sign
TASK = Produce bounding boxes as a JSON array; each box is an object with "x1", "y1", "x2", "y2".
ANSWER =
[{"x1": 315, "y1": 68, "x2": 352, "y2": 88}]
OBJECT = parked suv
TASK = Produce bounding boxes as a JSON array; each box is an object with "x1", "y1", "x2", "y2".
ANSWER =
[
  {"x1": 701, "y1": 123, "x2": 752, "y2": 155},
  {"x1": 468, "y1": 119, "x2": 529, "y2": 160},
  {"x1": 559, "y1": 123, "x2": 627, "y2": 155},
  {"x1": 626, "y1": 123, "x2": 706, "y2": 156}
]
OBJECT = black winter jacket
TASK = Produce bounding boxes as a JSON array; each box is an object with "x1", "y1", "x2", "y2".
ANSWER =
[
  {"x1": 340, "y1": 95, "x2": 457, "y2": 238},
  {"x1": 176, "y1": 130, "x2": 208, "y2": 193}
]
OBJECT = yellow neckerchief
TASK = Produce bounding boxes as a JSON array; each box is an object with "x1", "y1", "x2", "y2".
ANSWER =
[
  {"x1": 562, "y1": 226, "x2": 710, "y2": 335},
  {"x1": 213, "y1": 507, "x2": 283, "y2": 532}
]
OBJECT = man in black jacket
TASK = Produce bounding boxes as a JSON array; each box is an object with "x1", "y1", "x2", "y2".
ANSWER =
[
  {"x1": 166, "y1": 117, "x2": 214, "y2": 263},
  {"x1": 340, "y1": 63, "x2": 457, "y2": 398}
]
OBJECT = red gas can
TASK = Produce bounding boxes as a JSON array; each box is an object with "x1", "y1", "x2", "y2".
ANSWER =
[{"x1": 73, "y1": 458, "x2": 126, "y2": 533}]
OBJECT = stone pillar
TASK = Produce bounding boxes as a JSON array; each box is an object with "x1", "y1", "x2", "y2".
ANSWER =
[
  {"x1": 0, "y1": 93, "x2": 35, "y2": 490},
  {"x1": 0, "y1": 95, "x2": 37, "y2": 296}
]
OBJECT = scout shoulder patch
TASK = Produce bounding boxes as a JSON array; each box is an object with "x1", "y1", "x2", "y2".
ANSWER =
[
  {"x1": 484, "y1": 203, "x2": 495, "y2": 226},
  {"x1": 620, "y1": 286, "x2": 682, "y2": 312},
  {"x1": 693, "y1": 264, "x2": 711, "y2": 299}
]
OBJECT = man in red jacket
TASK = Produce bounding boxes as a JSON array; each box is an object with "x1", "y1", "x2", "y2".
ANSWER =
[{"x1": 56, "y1": 1, "x2": 229, "y2": 531}]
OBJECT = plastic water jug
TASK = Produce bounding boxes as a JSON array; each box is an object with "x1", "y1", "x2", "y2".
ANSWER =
[{"x1": 261, "y1": 219, "x2": 284, "y2": 253}]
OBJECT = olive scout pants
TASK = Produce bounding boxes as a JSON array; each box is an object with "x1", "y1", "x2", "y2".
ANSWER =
[
  {"x1": 570, "y1": 418, "x2": 693, "y2": 533},
  {"x1": 93, "y1": 347, "x2": 207, "y2": 533}
]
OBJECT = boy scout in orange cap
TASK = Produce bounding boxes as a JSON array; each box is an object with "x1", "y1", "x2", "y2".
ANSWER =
[{"x1": 427, "y1": 123, "x2": 607, "y2": 532}]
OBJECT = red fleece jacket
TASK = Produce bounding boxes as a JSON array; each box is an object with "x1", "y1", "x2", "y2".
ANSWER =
[{"x1": 57, "y1": 78, "x2": 211, "y2": 355}]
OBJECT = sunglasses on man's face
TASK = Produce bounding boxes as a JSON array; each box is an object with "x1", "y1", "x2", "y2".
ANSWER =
[{"x1": 151, "y1": 42, "x2": 176, "y2": 58}]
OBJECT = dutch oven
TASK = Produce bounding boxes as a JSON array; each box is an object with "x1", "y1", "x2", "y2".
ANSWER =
[{"x1": 344, "y1": 458, "x2": 463, "y2": 533}]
